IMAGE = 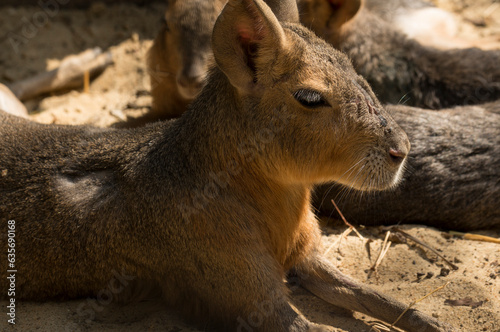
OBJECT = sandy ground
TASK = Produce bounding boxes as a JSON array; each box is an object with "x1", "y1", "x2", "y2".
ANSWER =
[{"x1": 0, "y1": 0, "x2": 499, "y2": 331}]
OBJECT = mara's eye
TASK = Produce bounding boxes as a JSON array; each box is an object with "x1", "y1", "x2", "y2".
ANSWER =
[{"x1": 293, "y1": 89, "x2": 329, "y2": 108}]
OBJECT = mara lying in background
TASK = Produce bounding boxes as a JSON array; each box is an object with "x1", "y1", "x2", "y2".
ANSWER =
[
  {"x1": 145, "y1": 0, "x2": 226, "y2": 122},
  {"x1": 298, "y1": 0, "x2": 500, "y2": 109}
]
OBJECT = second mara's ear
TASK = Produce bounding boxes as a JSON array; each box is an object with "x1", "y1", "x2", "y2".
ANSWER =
[
  {"x1": 212, "y1": 0, "x2": 287, "y2": 95},
  {"x1": 327, "y1": 0, "x2": 362, "y2": 31},
  {"x1": 265, "y1": 0, "x2": 300, "y2": 23},
  {"x1": 300, "y1": 0, "x2": 362, "y2": 34}
]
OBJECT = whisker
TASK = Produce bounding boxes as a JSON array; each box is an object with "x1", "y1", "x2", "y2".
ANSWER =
[
  {"x1": 318, "y1": 158, "x2": 366, "y2": 210},
  {"x1": 397, "y1": 91, "x2": 411, "y2": 105},
  {"x1": 358, "y1": 168, "x2": 372, "y2": 192},
  {"x1": 336, "y1": 162, "x2": 368, "y2": 204},
  {"x1": 336, "y1": 158, "x2": 367, "y2": 184}
]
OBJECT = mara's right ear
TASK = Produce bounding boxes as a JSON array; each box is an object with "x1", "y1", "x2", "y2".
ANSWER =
[
  {"x1": 300, "y1": 0, "x2": 362, "y2": 33},
  {"x1": 212, "y1": 0, "x2": 288, "y2": 95},
  {"x1": 328, "y1": 0, "x2": 363, "y2": 30}
]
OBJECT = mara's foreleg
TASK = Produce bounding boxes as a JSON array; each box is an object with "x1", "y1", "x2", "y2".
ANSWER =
[{"x1": 292, "y1": 254, "x2": 456, "y2": 332}]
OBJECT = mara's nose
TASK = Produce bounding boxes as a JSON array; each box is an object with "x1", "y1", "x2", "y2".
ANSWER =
[
  {"x1": 386, "y1": 124, "x2": 411, "y2": 166},
  {"x1": 178, "y1": 75, "x2": 204, "y2": 91},
  {"x1": 177, "y1": 73, "x2": 205, "y2": 99},
  {"x1": 388, "y1": 147, "x2": 408, "y2": 165}
]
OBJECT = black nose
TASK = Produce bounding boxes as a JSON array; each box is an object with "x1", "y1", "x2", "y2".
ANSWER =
[{"x1": 388, "y1": 148, "x2": 407, "y2": 165}]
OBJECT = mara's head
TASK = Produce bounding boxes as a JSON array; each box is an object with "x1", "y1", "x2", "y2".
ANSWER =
[
  {"x1": 211, "y1": 0, "x2": 410, "y2": 192},
  {"x1": 161, "y1": 0, "x2": 227, "y2": 99}
]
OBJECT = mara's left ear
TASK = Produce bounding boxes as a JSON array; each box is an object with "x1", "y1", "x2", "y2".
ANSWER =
[{"x1": 212, "y1": 0, "x2": 288, "y2": 95}]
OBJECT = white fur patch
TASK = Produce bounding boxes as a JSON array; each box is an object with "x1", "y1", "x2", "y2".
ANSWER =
[{"x1": 55, "y1": 170, "x2": 115, "y2": 211}]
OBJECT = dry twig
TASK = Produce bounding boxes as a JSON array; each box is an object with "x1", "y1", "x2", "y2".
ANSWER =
[
  {"x1": 331, "y1": 199, "x2": 364, "y2": 240},
  {"x1": 368, "y1": 231, "x2": 392, "y2": 278},
  {"x1": 449, "y1": 231, "x2": 500, "y2": 244},
  {"x1": 391, "y1": 282, "x2": 451, "y2": 329},
  {"x1": 323, "y1": 227, "x2": 352, "y2": 256},
  {"x1": 390, "y1": 227, "x2": 458, "y2": 270},
  {"x1": 8, "y1": 47, "x2": 113, "y2": 100}
]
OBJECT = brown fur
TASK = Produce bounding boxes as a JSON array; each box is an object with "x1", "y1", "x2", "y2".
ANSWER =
[
  {"x1": 0, "y1": 0, "x2": 454, "y2": 331},
  {"x1": 316, "y1": 101, "x2": 500, "y2": 231},
  {"x1": 144, "y1": 0, "x2": 226, "y2": 125},
  {"x1": 298, "y1": 0, "x2": 500, "y2": 109}
]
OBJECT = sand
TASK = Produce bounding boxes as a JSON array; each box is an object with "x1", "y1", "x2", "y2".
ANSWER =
[{"x1": 0, "y1": 1, "x2": 499, "y2": 331}]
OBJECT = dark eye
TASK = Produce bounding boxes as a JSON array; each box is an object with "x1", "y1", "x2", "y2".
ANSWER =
[{"x1": 293, "y1": 89, "x2": 330, "y2": 108}]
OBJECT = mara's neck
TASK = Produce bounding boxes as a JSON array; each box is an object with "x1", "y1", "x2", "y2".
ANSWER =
[
  {"x1": 151, "y1": 69, "x2": 267, "y2": 183},
  {"x1": 144, "y1": 69, "x2": 318, "y2": 266},
  {"x1": 251, "y1": 182, "x2": 318, "y2": 269}
]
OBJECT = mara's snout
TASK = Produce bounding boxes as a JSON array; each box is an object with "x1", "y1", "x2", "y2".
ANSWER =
[
  {"x1": 331, "y1": 80, "x2": 411, "y2": 193},
  {"x1": 341, "y1": 123, "x2": 410, "y2": 192},
  {"x1": 176, "y1": 71, "x2": 206, "y2": 99},
  {"x1": 386, "y1": 128, "x2": 411, "y2": 187},
  {"x1": 373, "y1": 122, "x2": 411, "y2": 191}
]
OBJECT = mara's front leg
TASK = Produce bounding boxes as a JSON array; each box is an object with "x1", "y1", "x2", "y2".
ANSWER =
[
  {"x1": 160, "y1": 252, "x2": 330, "y2": 332},
  {"x1": 291, "y1": 254, "x2": 456, "y2": 332}
]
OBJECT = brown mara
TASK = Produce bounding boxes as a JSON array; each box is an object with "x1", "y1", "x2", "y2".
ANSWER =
[{"x1": 0, "y1": 0, "x2": 456, "y2": 331}]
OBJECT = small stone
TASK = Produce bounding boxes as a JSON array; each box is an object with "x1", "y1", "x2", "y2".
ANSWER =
[
  {"x1": 439, "y1": 268, "x2": 450, "y2": 277},
  {"x1": 425, "y1": 272, "x2": 434, "y2": 279},
  {"x1": 110, "y1": 109, "x2": 127, "y2": 121}
]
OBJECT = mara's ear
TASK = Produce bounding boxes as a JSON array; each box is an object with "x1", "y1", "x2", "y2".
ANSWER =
[
  {"x1": 300, "y1": 0, "x2": 362, "y2": 33},
  {"x1": 212, "y1": 0, "x2": 287, "y2": 94},
  {"x1": 326, "y1": 0, "x2": 362, "y2": 30},
  {"x1": 265, "y1": 0, "x2": 300, "y2": 23}
]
